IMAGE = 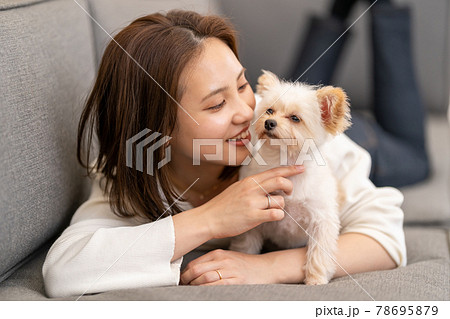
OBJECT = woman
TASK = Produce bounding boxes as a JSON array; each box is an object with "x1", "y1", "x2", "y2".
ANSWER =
[{"x1": 42, "y1": 10, "x2": 405, "y2": 298}]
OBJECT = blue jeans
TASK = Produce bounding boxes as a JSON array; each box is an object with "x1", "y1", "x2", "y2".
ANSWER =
[{"x1": 346, "y1": 112, "x2": 429, "y2": 187}]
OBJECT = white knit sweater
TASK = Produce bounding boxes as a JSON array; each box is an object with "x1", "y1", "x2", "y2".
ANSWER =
[{"x1": 42, "y1": 134, "x2": 406, "y2": 298}]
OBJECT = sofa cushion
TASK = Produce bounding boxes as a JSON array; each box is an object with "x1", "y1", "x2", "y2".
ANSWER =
[
  {"x1": 0, "y1": 226, "x2": 448, "y2": 300},
  {"x1": 0, "y1": 0, "x2": 95, "y2": 282},
  {"x1": 0, "y1": 0, "x2": 46, "y2": 10}
]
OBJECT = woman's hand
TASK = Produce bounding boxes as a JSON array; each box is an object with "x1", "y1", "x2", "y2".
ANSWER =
[
  {"x1": 180, "y1": 249, "x2": 277, "y2": 285},
  {"x1": 200, "y1": 165, "x2": 304, "y2": 239}
]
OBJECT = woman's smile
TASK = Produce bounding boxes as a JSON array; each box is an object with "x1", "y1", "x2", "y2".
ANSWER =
[{"x1": 226, "y1": 126, "x2": 251, "y2": 146}]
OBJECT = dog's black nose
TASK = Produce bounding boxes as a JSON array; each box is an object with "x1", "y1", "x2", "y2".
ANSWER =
[{"x1": 264, "y1": 119, "x2": 277, "y2": 131}]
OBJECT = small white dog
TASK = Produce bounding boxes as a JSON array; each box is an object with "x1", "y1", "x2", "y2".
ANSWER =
[{"x1": 229, "y1": 70, "x2": 351, "y2": 285}]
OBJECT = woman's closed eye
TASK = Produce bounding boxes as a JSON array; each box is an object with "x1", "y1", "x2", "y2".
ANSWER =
[
  {"x1": 208, "y1": 99, "x2": 225, "y2": 111},
  {"x1": 207, "y1": 82, "x2": 248, "y2": 111},
  {"x1": 238, "y1": 82, "x2": 249, "y2": 92}
]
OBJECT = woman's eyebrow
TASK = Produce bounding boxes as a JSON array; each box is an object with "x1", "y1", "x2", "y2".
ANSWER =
[
  {"x1": 236, "y1": 67, "x2": 246, "y2": 81},
  {"x1": 200, "y1": 68, "x2": 246, "y2": 103},
  {"x1": 201, "y1": 86, "x2": 229, "y2": 103}
]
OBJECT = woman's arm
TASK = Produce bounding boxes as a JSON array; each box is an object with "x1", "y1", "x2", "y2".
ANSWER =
[
  {"x1": 43, "y1": 176, "x2": 184, "y2": 298},
  {"x1": 180, "y1": 233, "x2": 396, "y2": 285},
  {"x1": 171, "y1": 207, "x2": 212, "y2": 262},
  {"x1": 263, "y1": 233, "x2": 396, "y2": 284},
  {"x1": 43, "y1": 166, "x2": 302, "y2": 297}
]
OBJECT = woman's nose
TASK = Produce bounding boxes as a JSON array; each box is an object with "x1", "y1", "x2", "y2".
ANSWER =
[{"x1": 232, "y1": 98, "x2": 254, "y2": 124}]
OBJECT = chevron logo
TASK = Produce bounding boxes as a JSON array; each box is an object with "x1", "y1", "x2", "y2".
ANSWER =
[{"x1": 126, "y1": 128, "x2": 172, "y2": 176}]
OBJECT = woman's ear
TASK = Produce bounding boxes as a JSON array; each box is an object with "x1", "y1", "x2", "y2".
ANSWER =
[
  {"x1": 256, "y1": 70, "x2": 280, "y2": 96},
  {"x1": 316, "y1": 86, "x2": 351, "y2": 135}
]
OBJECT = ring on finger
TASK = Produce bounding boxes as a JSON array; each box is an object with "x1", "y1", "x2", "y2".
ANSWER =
[
  {"x1": 266, "y1": 194, "x2": 271, "y2": 209},
  {"x1": 215, "y1": 269, "x2": 223, "y2": 280}
]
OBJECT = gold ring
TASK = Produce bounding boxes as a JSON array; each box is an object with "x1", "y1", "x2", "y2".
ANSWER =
[
  {"x1": 266, "y1": 194, "x2": 271, "y2": 209},
  {"x1": 215, "y1": 269, "x2": 223, "y2": 280}
]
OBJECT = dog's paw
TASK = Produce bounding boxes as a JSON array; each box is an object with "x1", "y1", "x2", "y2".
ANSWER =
[
  {"x1": 304, "y1": 274, "x2": 329, "y2": 286},
  {"x1": 304, "y1": 267, "x2": 330, "y2": 285}
]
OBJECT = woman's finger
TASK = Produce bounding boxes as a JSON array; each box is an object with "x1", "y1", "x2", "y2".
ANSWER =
[
  {"x1": 181, "y1": 249, "x2": 226, "y2": 274},
  {"x1": 250, "y1": 165, "x2": 304, "y2": 184},
  {"x1": 256, "y1": 175, "x2": 294, "y2": 196},
  {"x1": 189, "y1": 268, "x2": 225, "y2": 285},
  {"x1": 265, "y1": 195, "x2": 285, "y2": 210},
  {"x1": 180, "y1": 257, "x2": 224, "y2": 284},
  {"x1": 261, "y1": 208, "x2": 285, "y2": 222}
]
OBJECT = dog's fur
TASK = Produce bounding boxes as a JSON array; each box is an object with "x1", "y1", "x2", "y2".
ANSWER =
[{"x1": 229, "y1": 70, "x2": 351, "y2": 285}]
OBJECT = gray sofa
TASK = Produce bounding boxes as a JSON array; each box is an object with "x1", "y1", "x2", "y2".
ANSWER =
[{"x1": 0, "y1": 0, "x2": 448, "y2": 300}]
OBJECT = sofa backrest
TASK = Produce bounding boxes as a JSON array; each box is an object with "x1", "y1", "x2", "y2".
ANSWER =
[
  {"x1": 88, "y1": 0, "x2": 217, "y2": 65},
  {"x1": 219, "y1": 0, "x2": 450, "y2": 113},
  {"x1": 0, "y1": 0, "x2": 96, "y2": 282}
]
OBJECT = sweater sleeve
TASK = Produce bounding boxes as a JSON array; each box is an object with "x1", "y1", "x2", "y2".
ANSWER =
[
  {"x1": 328, "y1": 134, "x2": 407, "y2": 267},
  {"x1": 42, "y1": 175, "x2": 183, "y2": 298}
]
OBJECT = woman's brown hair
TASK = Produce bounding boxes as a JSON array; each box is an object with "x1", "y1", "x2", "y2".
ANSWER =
[{"x1": 77, "y1": 10, "x2": 240, "y2": 221}]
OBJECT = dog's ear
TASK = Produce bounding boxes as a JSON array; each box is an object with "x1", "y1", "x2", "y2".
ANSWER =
[
  {"x1": 316, "y1": 86, "x2": 351, "y2": 135},
  {"x1": 256, "y1": 70, "x2": 280, "y2": 95}
]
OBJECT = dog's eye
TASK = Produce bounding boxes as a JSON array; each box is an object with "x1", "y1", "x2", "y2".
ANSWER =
[
  {"x1": 290, "y1": 115, "x2": 301, "y2": 122},
  {"x1": 266, "y1": 108, "x2": 274, "y2": 115}
]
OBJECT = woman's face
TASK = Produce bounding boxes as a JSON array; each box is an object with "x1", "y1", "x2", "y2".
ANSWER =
[{"x1": 171, "y1": 37, "x2": 256, "y2": 167}]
